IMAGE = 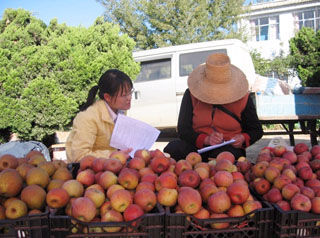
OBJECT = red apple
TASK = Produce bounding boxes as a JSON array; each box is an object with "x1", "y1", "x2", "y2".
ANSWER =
[
  {"x1": 100, "y1": 210, "x2": 123, "y2": 232},
  {"x1": 195, "y1": 167, "x2": 209, "y2": 180},
  {"x1": 178, "y1": 169, "x2": 200, "y2": 188},
  {"x1": 193, "y1": 207, "x2": 210, "y2": 219},
  {"x1": 214, "y1": 171, "x2": 233, "y2": 188},
  {"x1": 252, "y1": 161, "x2": 269, "y2": 178},
  {"x1": 134, "y1": 189, "x2": 157, "y2": 212},
  {"x1": 253, "y1": 178, "x2": 271, "y2": 195},
  {"x1": 46, "y1": 188, "x2": 70, "y2": 209},
  {"x1": 129, "y1": 157, "x2": 146, "y2": 170},
  {"x1": 290, "y1": 194, "x2": 311, "y2": 212},
  {"x1": 276, "y1": 200, "x2": 291, "y2": 211},
  {"x1": 110, "y1": 189, "x2": 133, "y2": 212},
  {"x1": 311, "y1": 145, "x2": 320, "y2": 157},
  {"x1": 311, "y1": 197, "x2": 320, "y2": 214},
  {"x1": 243, "y1": 200, "x2": 262, "y2": 215},
  {"x1": 264, "y1": 166, "x2": 280, "y2": 183},
  {"x1": 80, "y1": 155, "x2": 96, "y2": 170},
  {"x1": 273, "y1": 145, "x2": 287, "y2": 157},
  {"x1": 71, "y1": 197, "x2": 97, "y2": 222},
  {"x1": 150, "y1": 156, "x2": 170, "y2": 174},
  {"x1": 227, "y1": 204, "x2": 245, "y2": 217},
  {"x1": 301, "y1": 186, "x2": 315, "y2": 199},
  {"x1": 106, "y1": 184, "x2": 124, "y2": 200},
  {"x1": 123, "y1": 204, "x2": 144, "y2": 226},
  {"x1": 215, "y1": 159, "x2": 234, "y2": 172},
  {"x1": 76, "y1": 169, "x2": 95, "y2": 187},
  {"x1": 185, "y1": 152, "x2": 202, "y2": 166},
  {"x1": 174, "y1": 160, "x2": 192, "y2": 175},
  {"x1": 178, "y1": 187, "x2": 202, "y2": 214},
  {"x1": 118, "y1": 168, "x2": 139, "y2": 190},
  {"x1": 267, "y1": 188, "x2": 282, "y2": 203},
  {"x1": 92, "y1": 158, "x2": 106, "y2": 173},
  {"x1": 281, "y1": 183, "x2": 300, "y2": 200},
  {"x1": 227, "y1": 182, "x2": 250, "y2": 204},
  {"x1": 134, "y1": 149, "x2": 152, "y2": 164},
  {"x1": 98, "y1": 171, "x2": 118, "y2": 190},
  {"x1": 282, "y1": 168, "x2": 297, "y2": 182},
  {"x1": 298, "y1": 167, "x2": 313, "y2": 180},
  {"x1": 273, "y1": 175, "x2": 291, "y2": 190},
  {"x1": 109, "y1": 151, "x2": 129, "y2": 165},
  {"x1": 282, "y1": 151, "x2": 297, "y2": 164},
  {"x1": 136, "y1": 181, "x2": 155, "y2": 192},
  {"x1": 103, "y1": 158, "x2": 123, "y2": 174},
  {"x1": 155, "y1": 173, "x2": 177, "y2": 191},
  {"x1": 236, "y1": 160, "x2": 252, "y2": 174},
  {"x1": 294, "y1": 143, "x2": 309, "y2": 155},
  {"x1": 200, "y1": 183, "x2": 219, "y2": 202},
  {"x1": 157, "y1": 187, "x2": 178, "y2": 207},
  {"x1": 216, "y1": 151, "x2": 235, "y2": 164},
  {"x1": 207, "y1": 190, "x2": 231, "y2": 213},
  {"x1": 209, "y1": 213, "x2": 229, "y2": 229},
  {"x1": 141, "y1": 173, "x2": 157, "y2": 184}
]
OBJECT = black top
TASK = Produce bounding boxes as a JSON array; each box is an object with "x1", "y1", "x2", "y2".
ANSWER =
[{"x1": 177, "y1": 89, "x2": 263, "y2": 147}]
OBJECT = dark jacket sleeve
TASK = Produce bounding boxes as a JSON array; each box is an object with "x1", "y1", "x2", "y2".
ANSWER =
[
  {"x1": 241, "y1": 95, "x2": 263, "y2": 145},
  {"x1": 177, "y1": 89, "x2": 200, "y2": 146}
]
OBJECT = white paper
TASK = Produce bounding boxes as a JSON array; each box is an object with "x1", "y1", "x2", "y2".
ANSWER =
[
  {"x1": 197, "y1": 139, "x2": 236, "y2": 154},
  {"x1": 110, "y1": 114, "x2": 161, "y2": 157}
]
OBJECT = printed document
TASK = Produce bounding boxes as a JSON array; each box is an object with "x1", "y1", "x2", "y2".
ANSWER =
[
  {"x1": 197, "y1": 139, "x2": 236, "y2": 154},
  {"x1": 110, "y1": 114, "x2": 161, "y2": 157}
]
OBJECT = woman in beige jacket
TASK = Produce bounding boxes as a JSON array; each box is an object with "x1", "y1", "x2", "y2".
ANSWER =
[{"x1": 66, "y1": 69, "x2": 133, "y2": 163}]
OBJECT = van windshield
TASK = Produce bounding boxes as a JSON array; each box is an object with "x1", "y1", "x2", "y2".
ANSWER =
[{"x1": 179, "y1": 49, "x2": 227, "y2": 77}]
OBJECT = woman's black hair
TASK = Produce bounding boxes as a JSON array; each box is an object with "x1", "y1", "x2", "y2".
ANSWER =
[{"x1": 80, "y1": 69, "x2": 133, "y2": 111}]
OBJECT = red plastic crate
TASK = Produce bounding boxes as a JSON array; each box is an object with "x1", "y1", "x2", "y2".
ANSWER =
[
  {"x1": 49, "y1": 203, "x2": 165, "y2": 238},
  {"x1": 0, "y1": 207, "x2": 49, "y2": 238},
  {"x1": 164, "y1": 201, "x2": 273, "y2": 238}
]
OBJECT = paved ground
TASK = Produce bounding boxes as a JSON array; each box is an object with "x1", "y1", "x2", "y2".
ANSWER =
[{"x1": 151, "y1": 133, "x2": 318, "y2": 163}]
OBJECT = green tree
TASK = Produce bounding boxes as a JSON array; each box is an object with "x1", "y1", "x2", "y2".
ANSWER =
[
  {"x1": 0, "y1": 9, "x2": 140, "y2": 144},
  {"x1": 289, "y1": 27, "x2": 320, "y2": 87},
  {"x1": 98, "y1": 0, "x2": 247, "y2": 49},
  {"x1": 250, "y1": 50, "x2": 271, "y2": 76}
]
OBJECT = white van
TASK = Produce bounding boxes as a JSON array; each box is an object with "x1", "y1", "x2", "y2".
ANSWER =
[{"x1": 128, "y1": 39, "x2": 257, "y2": 129}]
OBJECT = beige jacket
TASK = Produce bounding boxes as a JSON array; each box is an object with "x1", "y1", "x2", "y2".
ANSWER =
[{"x1": 66, "y1": 100, "x2": 117, "y2": 162}]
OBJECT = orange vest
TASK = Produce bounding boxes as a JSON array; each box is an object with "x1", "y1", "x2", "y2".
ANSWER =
[{"x1": 190, "y1": 93, "x2": 249, "y2": 141}]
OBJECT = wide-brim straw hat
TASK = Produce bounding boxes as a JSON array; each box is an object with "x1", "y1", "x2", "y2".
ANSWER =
[{"x1": 187, "y1": 53, "x2": 249, "y2": 104}]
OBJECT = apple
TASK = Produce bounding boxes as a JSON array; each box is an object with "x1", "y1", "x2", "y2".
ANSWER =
[
  {"x1": 200, "y1": 183, "x2": 219, "y2": 202},
  {"x1": 264, "y1": 166, "x2": 280, "y2": 183},
  {"x1": 71, "y1": 197, "x2": 97, "y2": 222},
  {"x1": 267, "y1": 188, "x2": 282, "y2": 203},
  {"x1": 194, "y1": 162, "x2": 210, "y2": 173},
  {"x1": 301, "y1": 186, "x2": 315, "y2": 199},
  {"x1": 84, "y1": 187, "x2": 105, "y2": 208},
  {"x1": 311, "y1": 197, "x2": 320, "y2": 214},
  {"x1": 155, "y1": 173, "x2": 177, "y2": 191},
  {"x1": 178, "y1": 169, "x2": 200, "y2": 188},
  {"x1": 157, "y1": 187, "x2": 178, "y2": 207},
  {"x1": 296, "y1": 161, "x2": 310, "y2": 171},
  {"x1": 276, "y1": 200, "x2": 291, "y2": 211},
  {"x1": 21, "y1": 184, "x2": 46, "y2": 210},
  {"x1": 28, "y1": 154, "x2": 46, "y2": 166},
  {"x1": 134, "y1": 149, "x2": 152, "y2": 164},
  {"x1": 214, "y1": 171, "x2": 233, "y2": 188},
  {"x1": 150, "y1": 156, "x2": 170, "y2": 174},
  {"x1": 236, "y1": 160, "x2": 252, "y2": 174},
  {"x1": 269, "y1": 159, "x2": 284, "y2": 171},
  {"x1": 16, "y1": 163, "x2": 34, "y2": 180},
  {"x1": 123, "y1": 204, "x2": 144, "y2": 226},
  {"x1": 310, "y1": 159, "x2": 320, "y2": 171},
  {"x1": 46, "y1": 188, "x2": 70, "y2": 209},
  {"x1": 109, "y1": 151, "x2": 129, "y2": 165},
  {"x1": 174, "y1": 160, "x2": 193, "y2": 175},
  {"x1": 5, "y1": 199, "x2": 28, "y2": 219},
  {"x1": 216, "y1": 151, "x2": 235, "y2": 164},
  {"x1": 273, "y1": 145, "x2": 287, "y2": 157},
  {"x1": 110, "y1": 189, "x2": 133, "y2": 212},
  {"x1": 52, "y1": 167, "x2": 73, "y2": 181},
  {"x1": 47, "y1": 179, "x2": 65, "y2": 191},
  {"x1": 62, "y1": 180, "x2": 84, "y2": 198},
  {"x1": 0, "y1": 154, "x2": 18, "y2": 170},
  {"x1": 100, "y1": 200, "x2": 112, "y2": 216},
  {"x1": 106, "y1": 184, "x2": 124, "y2": 200},
  {"x1": 283, "y1": 164, "x2": 297, "y2": 174},
  {"x1": 194, "y1": 167, "x2": 209, "y2": 180},
  {"x1": 227, "y1": 204, "x2": 245, "y2": 217},
  {"x1": 80, "y1": 155, "x2": 96, "y2": 170},
  {"x1": 199, "y1": 178, "x2": 216, "y2": 190},
  {"x1": 256, "y1": 151, "x2": 273, "y2": 163},
  {"x1": 281, "y1": 183, "x2": 300, "y2": 200},
  {"x1": 282, "y1": 168, "x2": 297, "y2": 182},
  {"x1": 227, "y1": 182, "x2": 249, "y2": 204},
  {"x1": 293, "y1": 177, "x2": 305, "y2": 189},
  {"x1": 301, "y1": 151, "x2": 312, "y2": 161},
  {"x1": 150, "y1": 149, "x2": 165, "y2": 158},
  {"x1": 231, "y1": 171, "x2": 244, "y2": 181},
  {"x1": 26, "y1": 167, "x2": 50, "y2": 188},
  {"x1": 298, "y1": 167, "x2": 313, "y2": 180},
  {"x1": 0, "y1": 169, "x2": 23, "y2": 197},
  {"x1": 118, "y1": 168, "x2": 139, "y2": 190},
  {"x1": 98, "y1": 171, "x2": 118, "y2": 190},
  {"x1": 215, "y1": 159, "x2": 234, "y2": 172},
  {"x1": 273, "y1": 175, "x2": 291, "y2": 190},
  {"x1": 76, "y1": 169, "x2": 95, "y2": 187},
  {"x1": 141, "y1": 173, "x2": 157, "y2": 184},
  {"x1": 100, "y1": 210, "x2": 123, "y2": 232},
  {"x1": 297, "y1": 154, "x2": 309, "y2": 163},
  {"x1": 193, "y1": 207, "x2": 210, "y2": 219},
  {"x1": 253, "y1": 178, "x2": 271, "y2": 195},
  {"x1": 251, "y1": 161, "x2": 269, "y2": 178},
  {"x1": 103, "y1": 158, "x2": 123, "y2": 174},
  {"x1": 290, "y1": 194, "x2": 311, "y2": 212},
  {"x1": 87, "y1": 183, "x2": 104, "y2": 193},
  {"x1": 51, "y1": 159, "x2": 67, "y2": 169},
  {"x1": 136, "y1": 181, "x2": 155, "y2": 192},
  {"x1": 207, "y1": 191, "x2": 231, "y2": 213},
  {"x1": 92, "y1": 158, "x2": 106, "y2": 173},
  {"x1": 134, "y1": 188, "x2": 157, "y2": 212},
  {"x1": 282, "y1": 151, "x2": 297, "y2": 164},
  {"x1": 178, "y1": 187, "x2": 202, "y2": 214},
  {"x1": 38, "y1": 161, "x2": 56, "y2": 177},
  {"x1": 185, "y1": 152, "x2": 202, "y2": 166},
  {"x1": 243, "y1": 200, "x2": 262, "y2": 215},
  {"x1": 129, "y1": 157, "x2": 146, "y2": 170},
  {"x1": 311, "y1": 145, "x2": 320, "y2": 157},
  {"x1": 294, "y1": 143, "x2": 309, "y2": 155},
  {"x1": 209, "y1": 213, "x2": 229, "y2": 229}
]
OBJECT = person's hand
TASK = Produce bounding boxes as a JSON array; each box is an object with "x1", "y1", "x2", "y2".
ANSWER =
[
  {"x1": 204, "y1": 131, "x2": 224, "y2": 146},
  {"x1": 231, "y1": 134, "x2": 245, "y2": 148}
]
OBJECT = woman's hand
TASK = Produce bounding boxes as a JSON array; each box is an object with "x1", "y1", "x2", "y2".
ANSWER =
[
  {"x1": 205, "y1": 131, "x2": 224, "y2": 145},
  {"x1": 231, "y1": 134, "x2": 245, "y2": 148}
]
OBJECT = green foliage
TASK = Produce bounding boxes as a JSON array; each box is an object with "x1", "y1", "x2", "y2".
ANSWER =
[
  {"x1": 250, "y1": 50, "x2": 271, "y2": 76},
  {"x1": 98, "y1": 0, "x2": 247, "y2": 49},
  {"x1": 289, "y1": 27, "x2": 320, "y2": 87},
  {"x1": 0, "y1": 9, "x2": 140, "y2": 143}
]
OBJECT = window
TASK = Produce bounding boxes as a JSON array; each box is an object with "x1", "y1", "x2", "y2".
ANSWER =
[
  {"x1": 294, "y1": 8, "x2": 320, "y2": 31},
  {"x1": 251, "y1": 16, "x2": 279, "y2": 41},
  {"x1": 135, "y1": 58, "x2": 171, "y2": 82},
  {"x1": 179, "y1": 49, "x2": 227, "y2": 77}
]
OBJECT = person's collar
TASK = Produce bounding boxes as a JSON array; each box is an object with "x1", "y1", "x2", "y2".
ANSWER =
[{"x1": 104, "y1": 101, "x2": 125, "y2": 122}]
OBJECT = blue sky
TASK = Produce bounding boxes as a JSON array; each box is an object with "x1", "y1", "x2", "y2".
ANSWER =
[{"x1": 0, "y1": 0, "x2": 105, "y2": 27}]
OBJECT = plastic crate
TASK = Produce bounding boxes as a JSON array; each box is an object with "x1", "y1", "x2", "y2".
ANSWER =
[
  {"x1": 164, "y1": 201, "x2": 273, "y2": 238},
  {"x1": 49, "y1": 203, "x2": 165, "y2": 238},
  {"x1": 0, "y1": 207, "x2": 49, "y2": 238}
]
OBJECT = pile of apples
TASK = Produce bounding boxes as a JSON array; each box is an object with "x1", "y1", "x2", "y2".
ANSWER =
[
  {"x1": 246, "y1": 143, "x2": 320, "y2": 214},
  {"x1": 0, "y1": 151, "x2": 70, "y2": 220}
]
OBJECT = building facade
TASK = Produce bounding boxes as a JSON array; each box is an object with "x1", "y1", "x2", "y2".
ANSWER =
[{"x1": 242, "y1": 0, "x2": 320, "y2": 59}]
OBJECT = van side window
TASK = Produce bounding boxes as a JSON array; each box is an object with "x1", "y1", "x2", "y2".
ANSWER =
[
  {"x1": 135, "y1": 58, "x2": 171, "y2": 82},
  {"x1": 179, "y1": 49, "x2": 227, "y2": 77}
]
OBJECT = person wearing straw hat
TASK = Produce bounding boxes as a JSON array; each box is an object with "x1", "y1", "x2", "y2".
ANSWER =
[{"x1": 164, "y1": 53, "x2": 263, "y2": 162}]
